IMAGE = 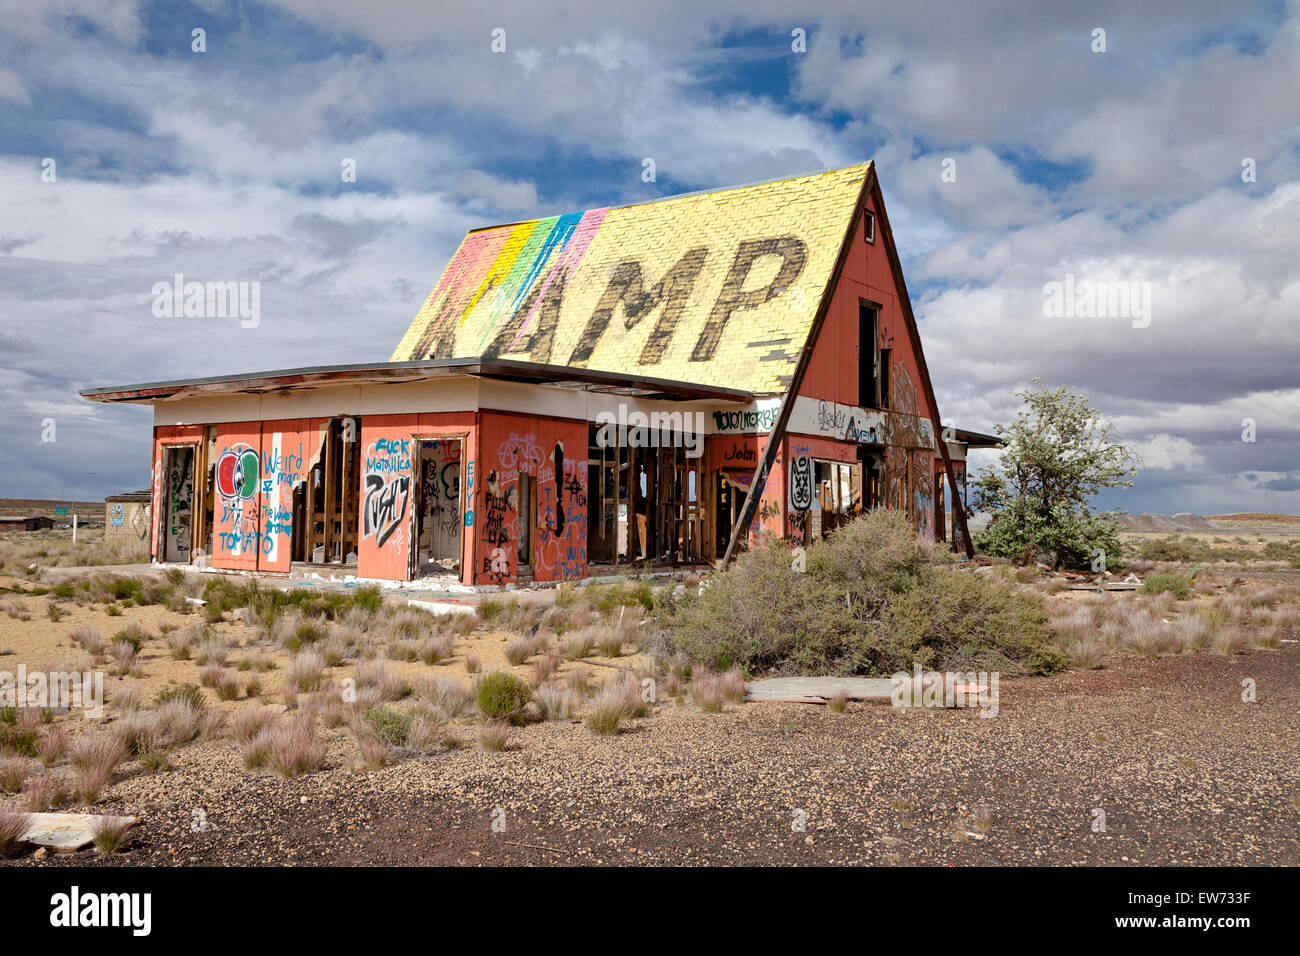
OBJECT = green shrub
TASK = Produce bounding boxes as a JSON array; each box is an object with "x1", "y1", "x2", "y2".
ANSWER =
[
  {"x1": 595, "y1": 579, "x2": 654, "y2": 613},
  {"x1": 1140, "y1": 572, "x2": 1191, "y2": 599},
  {"x1": 111, "y1": 625, "x2": 146, "y2": 652},
  {"x1": 667, "y1": 511, "x2": 1059, "y2": 677},
  {"x1": 0, "y1": 723, "x2": 40, "y2": 757},
  {"x1": 365, "y1": 707, "x2": 413, "y2": 746},
  {"x1": 353, "y1": 585, "x2": 383, "y2": 614},
  {"x1": 474, "y1": 672, "x2": 532, "y2": 720}
]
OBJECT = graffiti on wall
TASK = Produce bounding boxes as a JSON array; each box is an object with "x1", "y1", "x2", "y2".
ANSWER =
[
  {"x1": 166, "y1": 448, "x2": 194, "y2": 557},
  {"x1": 480, "y1": 430, "x2": 588, "y2": 585},
  {"x1": 788, "y1": 448, "x2": 812, "y2": 512},
  {"x1": 786, "y1": 442, "x2": 811, "y2": 547},
  {"x1": 481, "y1": 468, "x2": 515, "y2": 586},
  {"x1": 913, "y1": 451, "x2": 935, "y2": 541},
  {"x1": 719, "y1": 439, "x2": 758, "y2": 467},
  {"x1": 215, "y1": 442, "x2": 258, "y2": 555},
  {"x1": 788, "y1": 397, "x2": 934, "y2": 451},
  {"x1": 216, "y1": 446, "x2": 258, "y2": 501},
  {"x1": 420, "y1": 440, "x2": 462, "y2": 562},
  {"x1": 363, "y1": 438, "x2": 412, "y2": 551},
  {"x1": 260, "y1": 435, "x2": 304, "y2": 560},
  {"x1": 712, "y1": 405, "x2": 779, "y2": 434}
]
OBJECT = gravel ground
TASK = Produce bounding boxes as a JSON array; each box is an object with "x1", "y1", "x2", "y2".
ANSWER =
[{"x1": 9, "y1": 640, "x2": 1299, "y2": 867}]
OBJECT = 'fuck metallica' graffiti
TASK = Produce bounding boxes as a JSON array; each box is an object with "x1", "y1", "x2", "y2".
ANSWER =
[{"x1": 364, "y1": 438, "x2": 411, "y2": 549}]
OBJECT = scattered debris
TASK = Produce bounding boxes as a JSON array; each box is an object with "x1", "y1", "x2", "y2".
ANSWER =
[{"x1": 406, "y1": 599, "x2": 475, "y2": 617}]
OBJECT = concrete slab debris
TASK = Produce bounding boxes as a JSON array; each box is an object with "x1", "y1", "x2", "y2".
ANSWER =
[
  {"x1": 406, "y1": 599, "x2": 475, "y2": 616},
  {"x1": 744, "y1": 677, "x2": 895, "y2": 703},
  {"x1": 20, "y1": 812, "x2": 138, "y2": 852}
]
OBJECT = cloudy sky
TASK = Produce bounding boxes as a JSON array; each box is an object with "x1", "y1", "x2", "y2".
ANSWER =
[{"x1": 1, "y1": 0, "x2": 1297, "y2": 514}]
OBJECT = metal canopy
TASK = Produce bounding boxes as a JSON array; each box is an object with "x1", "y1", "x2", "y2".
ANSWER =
[{"x1": 80, "y1": 357, "x2": 757, "y2": 405}]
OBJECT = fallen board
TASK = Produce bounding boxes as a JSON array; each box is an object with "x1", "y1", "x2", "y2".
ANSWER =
[
  {"x1": 744, "y1": 677, "x2": 895, "y2": 703},
  {"x1": 20, "y1": 812, "x2": 139, "y2": 852}
]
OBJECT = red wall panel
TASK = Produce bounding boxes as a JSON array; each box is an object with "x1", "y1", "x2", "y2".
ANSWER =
[
  {"x1": 357, "y1": 414, "x2": 419, "y2": 582},
  {"x1": 475, "y1": 411, "x2": 588, "y2": 586},
  {"x1": 211, "y1": 422, "x2": 263, "y2": 571},
  {"x1": 256, "y1": 419, "x2": 325, "y2": 573}
]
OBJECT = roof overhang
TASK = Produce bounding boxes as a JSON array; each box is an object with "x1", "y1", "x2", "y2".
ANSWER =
[
  {"x1": 80, "y1": 358, "x2": 757, "y2": 406},
  {"x1": 949, "y1": 426, "x2": 1003, "y2": 448}
]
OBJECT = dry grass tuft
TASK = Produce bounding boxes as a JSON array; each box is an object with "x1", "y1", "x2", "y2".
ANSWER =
[
  {"x1": 0, "y1": 757, "x2": 28, "y2": 792},
  {"x1": 536, "y1": 683, "x2": 578, "y2": 722},
  {"x1": 478, "y1": 720, "x2": 511, "y2": 751},
  {"x1": 285, "y1": 651, "x2": 327, "y2": 693},
  {"x1": 92, "y1": 816, "x2": 132, "y2": 853},
  {"x1": 0, "y1": 805, "x2": 32, "y2": 856}
]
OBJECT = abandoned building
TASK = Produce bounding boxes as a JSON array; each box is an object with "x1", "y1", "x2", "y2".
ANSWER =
[{"x1": 81, "y1": 162, "x2": 995, "y2": 588}]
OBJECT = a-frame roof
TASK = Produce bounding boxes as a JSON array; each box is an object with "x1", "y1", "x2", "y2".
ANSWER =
[{"x1": 391, "y1": 163, "x2": 870, "y2": 395}]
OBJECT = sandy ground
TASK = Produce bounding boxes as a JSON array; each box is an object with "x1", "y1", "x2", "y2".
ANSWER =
[
  {"x1": 0, "y1": 586, "x2": 646, "y2": 715},
  {"x1": 2, "y1": 559, "x2": 1297, "y2": 867},
  {"x1": 4, "y1": 640, "x2": 1298, "y2": 867}
]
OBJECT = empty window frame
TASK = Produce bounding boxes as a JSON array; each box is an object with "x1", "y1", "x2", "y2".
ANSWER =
[
  {"x1": 811, "y1": 459, "x2": 856, "y2": 539},
  {"x1": 859, "y1": 302, "x2": 881, "y2": 409}
]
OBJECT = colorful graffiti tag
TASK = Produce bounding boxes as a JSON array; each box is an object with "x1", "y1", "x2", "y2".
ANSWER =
[
  {"x1": 215, "y1": 442, "x2": 258, "y2": 556},
  {"x1": 216, "y1": 446, "x2": 259, "y2": 500},
  {"x1": 477, "y1": 427, "x2": 588, "y2": 585},
  {"x1": 259, "y1": 434, "x2": 306, "y2": 560},
  {"x1": 363, "y1": 438, "x2": 412, "y2": 551}
]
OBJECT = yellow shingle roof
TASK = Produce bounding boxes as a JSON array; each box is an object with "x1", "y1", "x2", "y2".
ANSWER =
[{"x1": 391, "y1": 163, "x2": 869, "y2": 394}]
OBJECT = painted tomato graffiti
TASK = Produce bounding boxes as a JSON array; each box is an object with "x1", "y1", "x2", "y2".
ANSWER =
[{"x1": 216, "y1": 445, "x2": 259, "y2": 500}]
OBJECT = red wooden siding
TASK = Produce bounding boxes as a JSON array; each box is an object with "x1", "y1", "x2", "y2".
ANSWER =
[
  {"x1": 357, "y1": 414, "x2": 419, "y2": 582},
  {"x1": 211, "y1": 422, "x2": 263, "y2": 571},
  {"x1": 256, "y1": 418, "x2": 324, "y2": 573},
  {"x1": 475, "y1": 411, "x2": 588, "y2": 586}
]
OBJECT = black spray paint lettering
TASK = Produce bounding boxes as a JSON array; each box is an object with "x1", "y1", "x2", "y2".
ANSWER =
[
  {"x1": 363, "y1": 474, "x2": 409, "y2": 547},
  {"x1": 690, "y1": 237, "x2": 808, "y2": 362},
  {"x1": 568, "y1": 247, "x2": 709, "y2": 365},
  {"x1": 788, "y1": 453, "x2": 812, "y2": 512}
]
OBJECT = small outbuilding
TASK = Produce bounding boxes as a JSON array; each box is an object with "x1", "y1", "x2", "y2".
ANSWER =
[
  {"x1": 0, "y1": 515, "x2": 55, "y2": 532},
  {"x1": 104, "y1": 491, "x2": 152, "y2": 542}
]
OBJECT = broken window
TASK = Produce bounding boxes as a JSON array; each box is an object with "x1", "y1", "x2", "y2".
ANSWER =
[
  {"x1": 585, "y1": 421, "x2": 707, "y2": 568},
  {"x1": 811, "y1": 460, "x2": 854, "y2": 539},
  {"x1": 293, "y1": 417, "x2": 360, "y2": 564}
]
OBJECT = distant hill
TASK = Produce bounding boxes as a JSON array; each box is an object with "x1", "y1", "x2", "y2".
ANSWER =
[
  {"x1": 1117, "y1": 512, "x2": 1300, "y2": 532},
  {"x1": 1206, "y1": 513, "x2": 1300, "y2": 528},
  {"x1": 1117, "y1": 513, "x2": 1221, "y2": 533}
]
